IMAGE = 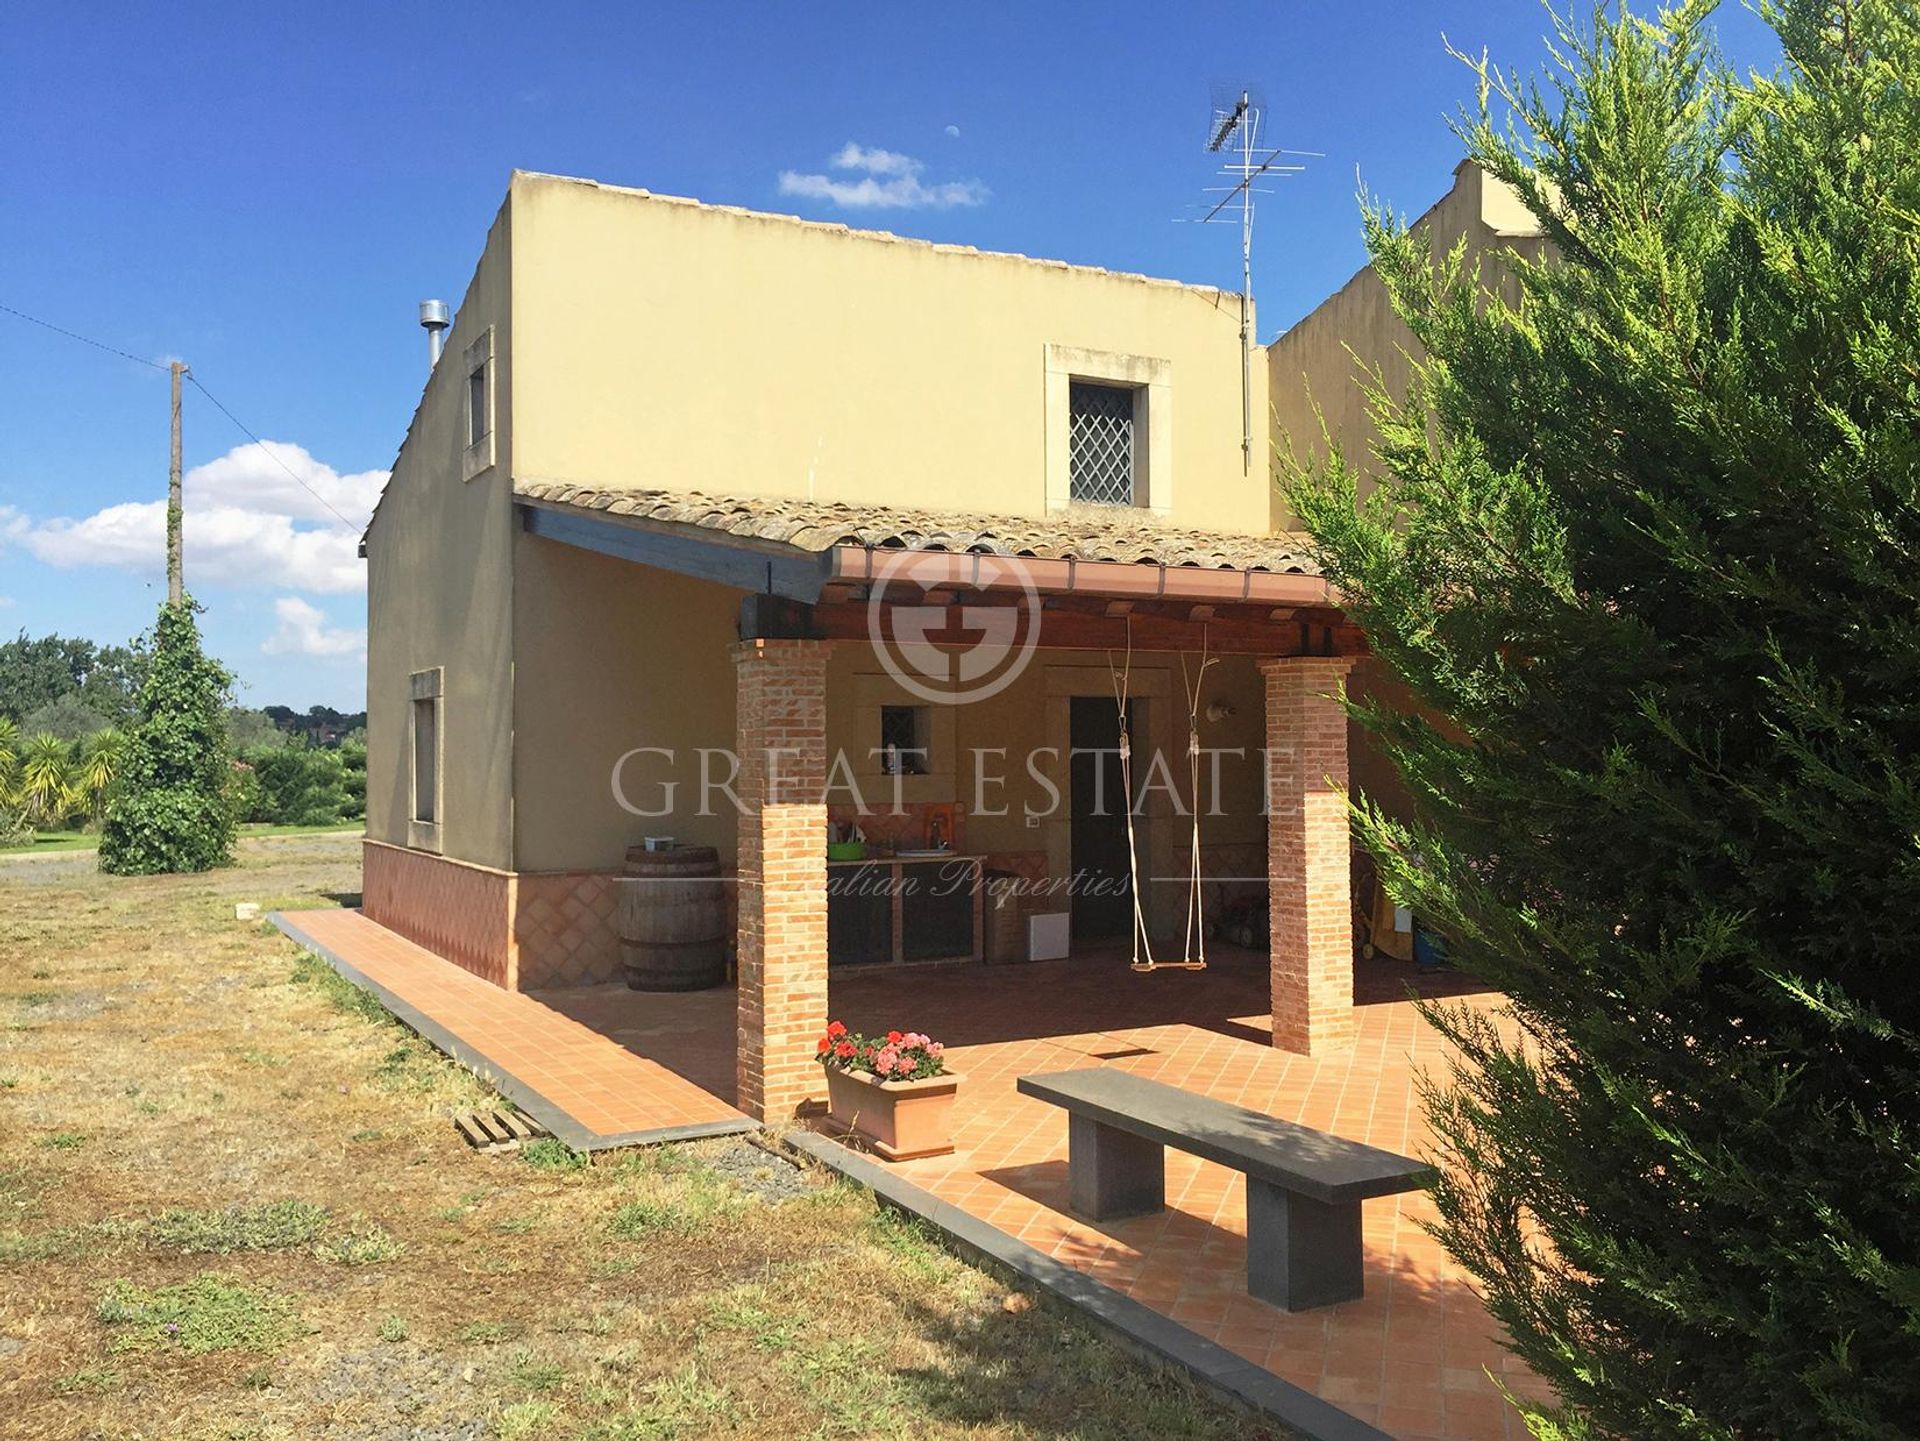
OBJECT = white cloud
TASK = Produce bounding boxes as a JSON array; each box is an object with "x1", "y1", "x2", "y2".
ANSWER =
[
  {"x1": 945, "y1": 124, "x2": 961, "y2": 138},
  {"x1": 262, "y1": 596, "x2": 365, "y2": 657},
  {"x1": 0, "y1": 596, "x2": 12, "y2": 608},
  {"x1": 778, "y1": 142, "x2": 987, "y2": 211},
  {"x1": 0, "y1": 441, "x2": 382, "y2": 595}
]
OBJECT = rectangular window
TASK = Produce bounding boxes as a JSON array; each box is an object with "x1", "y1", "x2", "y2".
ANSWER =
[
  {"x1": 467, "y1": 360, "x2": 489, "y2": 449},
  {"x1": 412, "y1": 696, "x2": 438, "y2": 824},
  {"x1": 1068, "y1": 381, "x2": 1136, "y2": 506}
]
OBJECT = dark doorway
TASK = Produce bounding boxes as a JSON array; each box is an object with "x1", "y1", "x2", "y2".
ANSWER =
[{"x1": 1070, "y1": 695, "x2": 1137, "y2": 943}]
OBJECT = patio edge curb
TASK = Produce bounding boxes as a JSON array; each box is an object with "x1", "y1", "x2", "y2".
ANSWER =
[
  {"x1": 782, "y1": 1129, "x2": 1393, "y2": 1441},
  {"x1": 269, "y1": 910, "x2": 756, "y2": 1153}
]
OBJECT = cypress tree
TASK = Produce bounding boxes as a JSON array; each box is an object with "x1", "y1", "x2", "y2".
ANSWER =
[
  {"x1": 1289, "y1": 2, "x2": 1920, "y2": 1435},
  {"x1": 99, "y1": 599, "x2": 237, "y2": 874}
]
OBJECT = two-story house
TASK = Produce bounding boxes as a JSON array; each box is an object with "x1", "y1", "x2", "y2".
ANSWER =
[{"x1": 358, "y1": 164, "x2": 1530, "y2": 1123}]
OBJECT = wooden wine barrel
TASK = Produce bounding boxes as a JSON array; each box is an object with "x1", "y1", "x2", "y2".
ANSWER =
[{"x1": 619, "y1": 845, "x2": 726, "y2": 991}]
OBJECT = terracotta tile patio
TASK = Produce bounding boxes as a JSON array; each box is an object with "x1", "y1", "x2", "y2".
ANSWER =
[{"x1": 536, "y1": 946, "x2": 1550, "y2": 1441}]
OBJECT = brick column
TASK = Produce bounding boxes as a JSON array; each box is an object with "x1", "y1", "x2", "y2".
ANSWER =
[
  {"x1": 733, "y1": 638, "x2": 831, "y2": 1123},
  {"x1": 1259, "y1": 656, "x2": 1358, "y2": 1056}
]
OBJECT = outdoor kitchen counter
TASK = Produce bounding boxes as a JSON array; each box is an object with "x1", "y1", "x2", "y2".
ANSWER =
[{"x1": 824, "y1": 854, "x2": 984, "y2": 967}]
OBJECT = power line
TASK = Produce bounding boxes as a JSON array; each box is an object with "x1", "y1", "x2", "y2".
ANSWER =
[
  {"x1": 0, "y1": 300, "x2": 171, "y2": 371},
  {"x1": 0, "y1": 296, "x2": 362, "y2": 535},
  {"x1": 186, "y1": 373, "x2": 360, "y2": 532}
]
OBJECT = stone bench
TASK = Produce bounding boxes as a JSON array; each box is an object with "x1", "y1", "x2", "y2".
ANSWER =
[{"x1": 1018, "y1": 1068, "x2": 1432, "y2": 1311}]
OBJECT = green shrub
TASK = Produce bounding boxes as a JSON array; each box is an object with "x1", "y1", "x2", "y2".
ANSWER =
[
  {"x1": 339, "y1": 737, "x2": 366, "y2": 821},
  {"x1": 241, "y1": 743, "x2": 349, "y2": 826},
  {"x1": 98, "y1": 600, "x2": 235, "y2": 875}
]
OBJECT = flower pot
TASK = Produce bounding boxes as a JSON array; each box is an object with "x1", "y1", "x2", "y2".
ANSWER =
[{"x1": 823, "y1": 1066, "x2": 961, "y2": 1161}]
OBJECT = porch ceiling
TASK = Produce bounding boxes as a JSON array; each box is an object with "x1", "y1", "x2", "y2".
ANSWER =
[{"x1": 514, "y1": 482, "x2": 1332, "y2": 609}]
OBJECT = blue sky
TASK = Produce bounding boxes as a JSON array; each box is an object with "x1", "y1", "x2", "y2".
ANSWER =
[{"x1": 0, "y1": 3, "x2": 1780, "y2": 711}]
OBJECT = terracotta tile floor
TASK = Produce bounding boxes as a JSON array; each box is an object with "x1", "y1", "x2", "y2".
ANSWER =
[
  {"x1": 537, "y1": 945, "x2": 1551, "y2": 1441},
  {"x1": 280, "y1": 909, "x2": 746, "y2": 1136}
]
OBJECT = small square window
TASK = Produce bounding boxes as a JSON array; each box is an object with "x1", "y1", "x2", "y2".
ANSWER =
[
  {"x1": 879, "y1": 705, "x2": 928, "y2": 775},
  {"x1": 1069, "y1": 381, "x2": 1136, "y2": 506},
  {"x1": 412, "y1": 696, "x2": 438, "y2": 823}
]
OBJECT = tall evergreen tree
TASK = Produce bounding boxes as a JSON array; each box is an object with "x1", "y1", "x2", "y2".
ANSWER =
[
  {"x1": 1289, "y1": 2, "x2": 1920, "y2": 1436},
  {"x1": 99, "y1": 599, "x2": 236, "y2": 874}
]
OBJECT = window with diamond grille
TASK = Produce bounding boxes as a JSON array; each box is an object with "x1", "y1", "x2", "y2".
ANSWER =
[{"x1": 1069, "y1": 381, "x2": 1137, "y2": 506}]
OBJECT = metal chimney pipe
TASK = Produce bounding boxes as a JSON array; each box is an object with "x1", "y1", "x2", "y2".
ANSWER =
[{"x1": 418, "y1": 299, "x2": 450, "y2": 368}]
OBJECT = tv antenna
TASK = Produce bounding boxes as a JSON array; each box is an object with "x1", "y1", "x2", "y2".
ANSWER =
[{"x1": 1182, "y1": 86, "x2": 1321, "y2": 472}]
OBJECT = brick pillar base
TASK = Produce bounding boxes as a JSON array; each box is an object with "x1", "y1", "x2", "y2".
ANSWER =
[
  {"x1": 1260, "y1": 656, "x2": 1358, "y2": 1056},
  {"x1": 734, "y1": 638, "x2": 831, "y2": 1123}
]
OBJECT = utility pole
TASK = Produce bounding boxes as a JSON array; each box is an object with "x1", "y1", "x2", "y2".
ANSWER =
[{"x1": 168, "y1": 360, "x2": 186, "y2": 604}]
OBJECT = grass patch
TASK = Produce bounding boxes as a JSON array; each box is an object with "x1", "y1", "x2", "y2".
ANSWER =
[
  {"x1": 520, "y1": 1137, "x2": 587, "y2": 1171},
  {"x1": 507, "y1": 1351, "x2": 567, "y2": 1394},
  {"x1": 0, "y1": 1227, "x2": 94, "y2": 1261},
  {"x1": 705, "y1": 1292, "x2": 800, "y2": 1353},
  {"x1": 289, "y1": 951, "x2": 394, "y2": 1028},
  {"x1": 617, "y1": 1362, "x2": 734, "y2": 1437},
  {"x1": 97, "y1": 1273, "x2": 303, "y2": 1355},
  {"x1": 497, "y1": 1401, "x2": 560, "y2": 1438},
  {"x1": 606, "y1": 1198, "x2": 691, "y2": 1240},
  {"x1": 315, "y1": 1217, "x2": 403, "y2": 1265},
  {"x1": 377, "y1": 1314, "x2": 410, "y2": 1342},
  {"x1": 51, "y1": 1366, "x2": 120, "y2": 1396},
  {"x1": 865, "y1": 1205, "x2": 954, "y2": 1282},
  {"x1": 38, "y1": 1130, "x2": 86, "y2": 1150},
  {"x1": 145, "y1": 1199, "x2": 329, "y2": 1254},
  {"x1": 457, "y1": 1320, "x2": 523, "y2": 1346},
  {"x1": 0, "y1": 822, "x2": 359, "y2": 857}
]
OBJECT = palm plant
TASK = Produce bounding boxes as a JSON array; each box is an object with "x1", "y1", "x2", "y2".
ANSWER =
[
  {"x1": 0, "y1": 718, "x2": 24, "y2": 845},
  {"x1": 0, "y1": 716, "x2": 18, "y2": 804},
  {"x1": 18, "y1": 732, "x2": 78, "y2": 827},
  {"x1": 76, "y1": 727, "x2": 125, "y2": 821}
]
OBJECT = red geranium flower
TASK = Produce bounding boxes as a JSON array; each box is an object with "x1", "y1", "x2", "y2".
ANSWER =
[
  {"x1": 827, "y1": 1020, "x2": 848, "y2": 1038},
  {"x1": 835, "y1": 1040, "x2": 856, "y2": 1058},
  {"x1": 887, "y1": 1029, "x2": 903, "y2": 1044},
  {"x1": 817, "y1": 1037, "x2": 830, "y2": 1053}
]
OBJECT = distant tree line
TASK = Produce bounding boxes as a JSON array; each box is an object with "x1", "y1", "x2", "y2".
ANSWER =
[
  {"x1": 0, "y1": 629, "x2": 365, "y2": 844},
  {"x1": 0, "y1": 631, "x2": 364, "y2": 748}
]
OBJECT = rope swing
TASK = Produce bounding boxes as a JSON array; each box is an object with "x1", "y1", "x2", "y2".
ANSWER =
[{"x1": 1107, "y1": 616, "x2": 1214, "y2": 975}]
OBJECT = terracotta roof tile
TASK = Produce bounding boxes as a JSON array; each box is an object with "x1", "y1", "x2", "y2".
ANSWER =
[{"x1": 513, "y1": 482, "x2": 1321, "y2": 576}]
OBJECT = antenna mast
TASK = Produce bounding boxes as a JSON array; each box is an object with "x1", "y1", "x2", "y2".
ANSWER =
[{"x1": 1188, "y1": 87, "x2": 1319, "y2": 473}]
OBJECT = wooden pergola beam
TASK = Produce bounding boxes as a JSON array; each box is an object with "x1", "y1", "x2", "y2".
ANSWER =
[{"x1": 741, "y1": 593, "x2": 1366, "y2": 657}]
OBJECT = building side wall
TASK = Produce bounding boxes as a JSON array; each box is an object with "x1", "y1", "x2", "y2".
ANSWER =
[
  {"x1": 506, "y1": 171, "x2": 1265, "y2": 534},
  {"x1": 364, "y1": 200, "x2": 518, "y2": 871}
]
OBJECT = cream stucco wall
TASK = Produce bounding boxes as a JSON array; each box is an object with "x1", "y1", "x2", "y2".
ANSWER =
[
  {"x1": 1265, "y1": 160, "x2": 1547, "y2": 531},
  {"x1": 510, "y1": 535, "x2": 741, "y2": 872},
  {"x1": 364, "y1": 200, "x2": 517, "y2": 869},
  {"x1": 505, "y1": 170, "x2": 1266, "y2": 535}
]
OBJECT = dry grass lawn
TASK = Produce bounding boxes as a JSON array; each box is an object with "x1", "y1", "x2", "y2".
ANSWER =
[{"x1": 0, "y1": 834, "x2": 1284, "y2": 1440}]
